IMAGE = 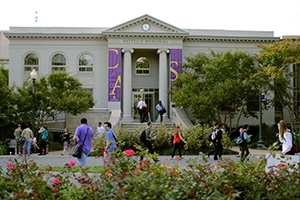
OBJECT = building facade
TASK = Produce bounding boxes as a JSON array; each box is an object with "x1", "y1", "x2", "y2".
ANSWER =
[{"x1": 3, "y1": 14, "x2": 280, "y2": 126}]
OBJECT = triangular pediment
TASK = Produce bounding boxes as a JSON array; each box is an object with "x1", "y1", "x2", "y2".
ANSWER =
[{"x1": 103, "y1": 14, "x2": 188, "y2": 36}]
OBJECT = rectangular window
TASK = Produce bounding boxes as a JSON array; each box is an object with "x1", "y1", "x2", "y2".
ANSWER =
[
  {"x1": 79, "y1": 67, "x2": 93, "y2": 72},
  {"x1": 25, "y1": 66, "x2": 39, "y2": 71},
  {"x1": 52, "y1": 67, "x2": 65, "y2": 71}
]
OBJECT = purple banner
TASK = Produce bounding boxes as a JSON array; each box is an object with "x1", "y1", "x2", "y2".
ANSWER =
[
  {"x1": 108, "y1": 48, "x2": 121, "y2": 102},
  {"x1": 170, "y1": 49, "x2": 182, "y2": 83}
]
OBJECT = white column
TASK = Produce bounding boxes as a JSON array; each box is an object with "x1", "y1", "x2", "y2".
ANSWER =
[
  {"x1": 157, "y1": 49, "x2": 169, "y2": 120},
  {"x1": 122, "y1": 48, "x2": 134, "y2": 121}
]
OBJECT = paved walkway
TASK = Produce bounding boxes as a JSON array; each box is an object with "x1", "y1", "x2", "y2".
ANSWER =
[
  {"x1": 1, "y1": 146, "x2": 274, "y2": 158},
  {"x1": 230, "y1": 146, "x2": 281, "y2": 155},
  {"x1": 0, "y1": 146, "x2": 278, "y2": 169}
]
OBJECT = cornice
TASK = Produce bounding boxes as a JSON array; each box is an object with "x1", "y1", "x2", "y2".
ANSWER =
[
  {"x1": 185, "y1": 36, "x2": 280, "y2": 43},
  {"x1": 3, "y1": 33, "x2": 280, "y2": 44},
  {"x1": 4, "y1": 34, "x2": 104, "y2": 40}
]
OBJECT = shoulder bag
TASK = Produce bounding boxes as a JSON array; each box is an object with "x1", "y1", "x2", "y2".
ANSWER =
[{"x1": 72, "y1": 128, "x2": 88, "y2": 158}]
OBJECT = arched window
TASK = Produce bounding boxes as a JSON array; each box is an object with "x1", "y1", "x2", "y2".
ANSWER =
[
  {"x1": 79, "y1": 54, "x2": 93, "y2": 72},
  {"x1": 52, "y1": 53, "x2": 66, "y2": 71},
  {"x1": 24, "y1": 53, "x2": 39, "y2": 71},
  {"x1": 135, "y1": 57, "x2": 150, "y2": 75}
]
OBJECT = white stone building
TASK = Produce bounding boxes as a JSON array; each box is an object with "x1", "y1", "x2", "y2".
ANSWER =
[{"x1": 2, "y1": 14, "x2": 281, "y2": 130}]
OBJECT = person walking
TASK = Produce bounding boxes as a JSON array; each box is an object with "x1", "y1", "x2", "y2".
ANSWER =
[
  {"x1": 73, "y1": 118, "x2": 94, "y2": 183},
  {"x1": 96, "y1": 122, "x2": 105, "y2": 137},
  {"x1": 207, "y1": 123, "x2": 219, "y2": 158},
  {"x1": 156, "y1": 100, "x2": 166, "y2": 123},
  {"x1": 137, "y1": 98, "x2": 147, "y2": 123},
  {"x1": 38, "y1": 126, "x2": 48, "y2": 155},
  {"x1": 140, "y1": 121, "x2": 159, "y2": 162},
  {"x1": 278, "y1": 120, "x2": 295, "y2": 156},
  {"x1": 171, "y1": 124, "x2": 186, "y2": 160},
  {"x1": 213, "y1": 123, "x2": 224, "y2": 161},
  {"x1": 21, "y1": 123, "x2": 33, "y2": 163},
  {"x1": 239, "y1": 124, "x2": 251, "y2": 162},
  {"x1": 60, "y1": 128, "x2": 71, "y2": 156},
  {"x1": 103, "y1": 121, "x2": 118, "y2": 169},
  {"x1": 14, "y1": 124, "x2": 22, "y2": 155}
]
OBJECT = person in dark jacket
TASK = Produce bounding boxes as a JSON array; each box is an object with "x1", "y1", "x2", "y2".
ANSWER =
[{"x1": 213, "y1": 123, "x2": 224, "y2": 161}]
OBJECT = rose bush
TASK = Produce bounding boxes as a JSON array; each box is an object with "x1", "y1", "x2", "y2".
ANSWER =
[{"x1": 1, "y1": 150, "x2": 300, "y2": 199}]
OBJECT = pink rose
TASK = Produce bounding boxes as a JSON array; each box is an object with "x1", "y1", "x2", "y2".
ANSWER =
[
  {"x1": 124, "y1": 149, "x2": 135, "y2": 156},
  {"x1": 52, "y1": 178, "x2": 61, "y2": 185},
  {"x1": 6, "y1": 162, "x2": 14, "y2": 169},
  {"x1": 69, "y1": 160, "x2": 77, "y2": 167},
  {"x1": 141, "y1": 160, "x2": 149, "y2": 167}
]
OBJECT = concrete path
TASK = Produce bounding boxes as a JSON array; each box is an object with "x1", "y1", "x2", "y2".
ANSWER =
[{"x1": 0, "y1": 146, "x2": 277, "y2": 169}]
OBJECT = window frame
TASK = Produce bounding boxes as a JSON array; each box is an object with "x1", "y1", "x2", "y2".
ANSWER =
[
  {"x1": 135, "y1": 57, "x2": 150, "y2": 75},
  {"x1": 51, "y1": 53, "x2": 66, "y2": 71},
  {"x1": 24, "y1": 53, "x2": 39, "y2": 71},
  {"x1": 78, "y1": 53, "x2": 93, "y2": 72}
]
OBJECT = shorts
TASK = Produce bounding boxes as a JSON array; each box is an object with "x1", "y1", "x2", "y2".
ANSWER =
[
  {"x1": 77, "y1": 152, "x2": 88, "y2": 166},
  {"x1": 63, "y1": 141, "x2": 68, "y2": 149}
]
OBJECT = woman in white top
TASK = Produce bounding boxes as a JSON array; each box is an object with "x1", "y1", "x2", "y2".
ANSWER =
[{"x1": 278, "y1": 120, "x2": 294, "y2": 155}]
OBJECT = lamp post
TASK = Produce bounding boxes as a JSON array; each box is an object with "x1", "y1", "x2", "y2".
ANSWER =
[
  {"x1": 257, "y1": 91, "x2": 266, "y2": 148},
  {"x1": 30, "y1": 69, "x2": 37, "y2": 135}
]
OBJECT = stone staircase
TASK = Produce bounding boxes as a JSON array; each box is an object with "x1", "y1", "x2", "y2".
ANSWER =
[{"x1": 120, "y1": 120, "x2": 174, "y2": 132}]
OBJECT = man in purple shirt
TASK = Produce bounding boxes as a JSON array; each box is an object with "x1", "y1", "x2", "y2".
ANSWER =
[{"x1": 73, "y1": 118, "x2": 94, "y2": 183}]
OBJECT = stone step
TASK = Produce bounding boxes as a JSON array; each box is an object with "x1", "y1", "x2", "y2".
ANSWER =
[{"x1": 120, "y1": 121, "x2": 174, "y2": 132}]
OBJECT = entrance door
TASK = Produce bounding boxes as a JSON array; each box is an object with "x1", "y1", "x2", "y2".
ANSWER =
[{"x1": 132, "y1": 92, "x2": 154, "y2": 121}]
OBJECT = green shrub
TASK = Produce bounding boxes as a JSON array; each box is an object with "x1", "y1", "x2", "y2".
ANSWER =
[
  {"x1": 2, "y1": 148, "x2": 300, "y2": 199},
  {"x1": 0, "y1": 145, "x2": 7, "y2": 155},
  {"x1": 92, "y1": 124, "x2": 235, "y2": 156},
  {"x1": 49, "y1": 142, "x2": 63, "y2": 151}
]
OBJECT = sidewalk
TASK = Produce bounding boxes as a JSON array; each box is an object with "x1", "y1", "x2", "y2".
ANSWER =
[
  {"x1": 1, "y1": 146, "x2": 275, "y2": 158},
  {"x1": 230, "y1": 146, "x2": 281, "y2": 155}
]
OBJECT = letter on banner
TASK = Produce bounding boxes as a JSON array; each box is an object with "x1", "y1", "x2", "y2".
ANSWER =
[
  {"x1": 169, "y1": 49, "x2": 182, "y2": 89},
  {"x1": 108, "y1": 48, "x2": 121, "y2": 102}
]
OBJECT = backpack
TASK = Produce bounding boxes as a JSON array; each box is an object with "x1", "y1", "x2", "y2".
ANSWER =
[
  {"x1": 139, "y1": 129, "x2": 147, "y2": 143},
  {"x1": 288, "y1": 130, "x2": 298, "y2": 153},
  {"x1": 236, "y1": 130, "x2": 249, "y2": 145},
  {"x1": 208, "y1": 129, "x2": 217, "y2": 142}
]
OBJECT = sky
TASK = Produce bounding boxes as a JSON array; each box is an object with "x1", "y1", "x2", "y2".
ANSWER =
[{"x1": 1, "y1": 0, "x2": 300, "y2": 37}]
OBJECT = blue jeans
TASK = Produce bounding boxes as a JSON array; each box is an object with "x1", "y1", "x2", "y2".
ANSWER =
[
  {"x1": 77, "y1": 152, "x2": 88, "y2": 166},
  {"x1": 23, "y1": 140, "x2": 31, "y2": 156}
]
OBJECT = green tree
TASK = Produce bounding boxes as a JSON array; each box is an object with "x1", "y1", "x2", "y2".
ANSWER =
[
  {"x1": 0, "y1": 67, "x2": 14, "y2": 127},
  {"x1": 258, "y1": 38, "x2": 300, "y2": 132},
  {"x1": 170, "y1": 50, "x2": 267, "y2": 129},
  {"x1": 14, "y1": 71, "x2": 95, "y2": 127}
]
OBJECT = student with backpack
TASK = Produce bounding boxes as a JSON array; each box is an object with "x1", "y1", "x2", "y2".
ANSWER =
[
  {"x1": 239, "y1": 124, "x2": 251, "y2": 162},
  {"x1": 139, "y1": 121, "x2": 158, "y2": 162},
  {"x1": 207, "y1": 123, "x2": 219, "y2": 158},
  {"x1": 278, "y1": 120, "x2": 294, "y2": 156},
  {"x1": 213, "y1": 123, "x2": 224, "y2": 161}
]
